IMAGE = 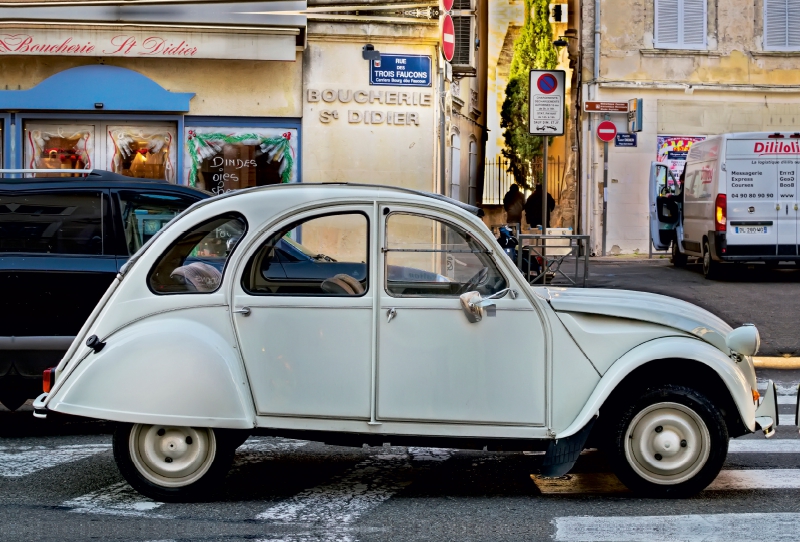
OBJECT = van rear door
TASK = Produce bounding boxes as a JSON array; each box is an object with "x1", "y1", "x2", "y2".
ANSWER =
[
  {"x1": 724, "y1": 139, "x2": 781, "y2": 255},
  {"x1": 649, "y1": 161, "x2": 679, "y2": 251}
]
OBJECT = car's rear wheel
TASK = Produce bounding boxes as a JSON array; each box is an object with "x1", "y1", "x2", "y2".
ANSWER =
[
  {"x1": 113, "y1": 423, "x2": 235, "y2": 502},
  {"x1": 606, "y1": 385, "x2": 728, "y2": 497},
  {"x1": 702, "y1": 240, "x2": 723, "y2": 279}
]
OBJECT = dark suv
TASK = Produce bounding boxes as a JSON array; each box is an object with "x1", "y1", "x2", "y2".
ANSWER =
[{"x1": 0, "y1": 170, "x2": 208, "y2": 410}]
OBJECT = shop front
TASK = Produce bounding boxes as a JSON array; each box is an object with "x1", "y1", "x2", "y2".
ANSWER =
[{"x1": 0, "y1": 3, "x2": 305, "y2": 190}]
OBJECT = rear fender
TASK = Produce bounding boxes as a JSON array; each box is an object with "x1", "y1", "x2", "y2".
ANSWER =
[
  {"x1": 556, "y1": 336, "x2": 754, "y2": 438},
  {"x1": 46, "y1": 315, "x2": 254, "y2": 429}
]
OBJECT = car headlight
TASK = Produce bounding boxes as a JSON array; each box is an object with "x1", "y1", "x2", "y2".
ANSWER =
[{"x1": 726, "y1": 324, "x2": 760, "y2": 357}]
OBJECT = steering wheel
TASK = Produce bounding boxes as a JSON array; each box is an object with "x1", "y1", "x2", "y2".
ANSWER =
[{"x1": 456, "y1": 267, "x2": 489, "y2": 295}]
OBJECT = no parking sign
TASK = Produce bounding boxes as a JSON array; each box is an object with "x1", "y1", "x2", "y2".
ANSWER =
[{"x1": 529, "y1": 70, "x2": 565, "y2": 136}]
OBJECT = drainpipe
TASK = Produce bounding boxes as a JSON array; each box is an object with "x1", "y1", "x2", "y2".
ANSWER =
[
  {"x1": 439, "y1": 67, "x2": 446, "y2": 195},
  {"x1": 587, "y1": 0, "x2": 600, "y2": 254}
]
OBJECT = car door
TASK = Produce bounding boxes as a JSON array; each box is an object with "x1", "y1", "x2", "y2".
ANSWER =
[
  {"x1": 233, "y1": 206, "x2": 374, "y2": 420},
  {"x1": 649, "y1": 162, "x2": 680, "y2": 251},
  {"x1": 376, "y1": 206, "x2": 546, "y2": 426}
]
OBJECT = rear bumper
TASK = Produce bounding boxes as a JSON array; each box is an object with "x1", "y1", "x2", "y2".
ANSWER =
[
  {"x1": 712, "y1": 232, "x2": 800, "y2": 262},
  {"x1": 754, "y1": 380, "x2": 778, "y2": 438},
  {"x1": 32, "y1": 393, "x2": 48, "y2": 419},
  {"x1": 0, "y1": 336, "x2": 72, "y2": 378}
]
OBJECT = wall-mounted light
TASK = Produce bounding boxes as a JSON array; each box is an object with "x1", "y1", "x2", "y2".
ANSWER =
[{"x1": 362, "y1": 44, "x2": 381, "y2": 61}]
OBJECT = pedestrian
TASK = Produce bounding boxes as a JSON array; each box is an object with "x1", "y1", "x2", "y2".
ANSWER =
[
  {"x1": 524, "y1": 183, "x2": 555, "y2": 229},
  {"x1": 502, "y1": 184, "x2": 526, "y2": 224}
]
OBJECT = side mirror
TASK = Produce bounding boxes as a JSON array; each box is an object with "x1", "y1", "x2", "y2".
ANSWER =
[{"x1": 459, "y1": 291, "x2": 496, "y2": 323}]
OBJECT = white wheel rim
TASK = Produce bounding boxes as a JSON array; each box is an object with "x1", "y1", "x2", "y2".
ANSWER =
[
  {"x1": 624, "y1": 402, "x2": 710, "y2": 485},
  {"x1": 129, "y1": 424, "x2": 216, "y2": 488}
]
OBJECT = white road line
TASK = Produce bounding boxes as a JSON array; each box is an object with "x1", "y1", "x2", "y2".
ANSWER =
[
  {"x1": 778, "y1": 395, "x2": 796, "y2": 405},
  {"x1": 729, "y1": 438, "x2": 800, "y2": 452},
  {"x1": 554, "y1": 512, "x2": 800, "y2": 542},
  {"x1": 779, "y1": 414, "x2": 796, "y2": 426},
  {"x1": 256, "y1": 448, "x2": 454, "y2": 529},
  {"x1": 534, "y1": 469, "x2": 800, "y2": 494},
  {"x1": 0, "y1": 443, "x2": 111, "y2": 478},
  {"x1": 63, "y1": 481, "x2": 169, "y2": 518}
]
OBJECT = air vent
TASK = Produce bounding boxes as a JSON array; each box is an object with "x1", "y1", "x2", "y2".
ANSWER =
[{"x1": 451, "y1": 15, "x2": 476, "y2": 74}]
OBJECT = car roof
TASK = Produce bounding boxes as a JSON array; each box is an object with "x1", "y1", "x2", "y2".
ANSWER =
[{"x1": 0, "y1": 169, "x2": 210, "y2": 197}]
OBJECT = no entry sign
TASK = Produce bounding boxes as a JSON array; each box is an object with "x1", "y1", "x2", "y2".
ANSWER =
[
  {"x1": 597, "y1": 120, "x2": 617, "y2": 142},
  {"x1": 441, "y1": 0, "x2": 454, "y2": 11},
  {"x1": 441, "y1": 14, "x2": 455, "y2": 62},
  {"x1": 528, "y1": 70, "x2": 565, "y2": 136}
]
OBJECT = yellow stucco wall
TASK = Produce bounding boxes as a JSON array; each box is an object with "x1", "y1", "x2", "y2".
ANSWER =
[{"x1": 0, "y1": 54, "x2": 303, "y2": 117}]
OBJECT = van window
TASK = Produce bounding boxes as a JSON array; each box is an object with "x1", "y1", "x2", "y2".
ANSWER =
[{"x1": 0, "y1": 191, "x2": 109, "y2": 255}]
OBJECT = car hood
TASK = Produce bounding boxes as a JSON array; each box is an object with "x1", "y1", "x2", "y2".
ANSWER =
[{"x1": 545, "y1": 287, "x2": 733, "y2": 354}]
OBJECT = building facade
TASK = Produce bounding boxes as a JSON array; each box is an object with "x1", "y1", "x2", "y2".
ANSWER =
[
  {"x1": 0, "y1": 0, "x2": 488, "y2": 204},
  {"x1": 582, "y1": 0, "x2": 800, "y2": 254}
]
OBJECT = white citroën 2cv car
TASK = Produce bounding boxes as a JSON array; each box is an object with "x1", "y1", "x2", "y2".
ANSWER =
[{"x1": 33, "y1": 183, "x2": 776, "y2": 501}]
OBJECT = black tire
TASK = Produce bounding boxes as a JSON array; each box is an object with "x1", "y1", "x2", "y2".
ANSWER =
[
  {"x1": 605, "y1": 384, "x2": 728, "y2": 498},
  {"x1": 702, "y1": 240, "x2": 723, "y2": 279},
  {"x1": 113, "y1": 423, "x2": 236, "y2": 502},
  {"x1": 671, "y1": 240, "x2": 687, "y2": 267},
  {"x1": 0, "y1": 388, "x2": 30, "y2": 411}
]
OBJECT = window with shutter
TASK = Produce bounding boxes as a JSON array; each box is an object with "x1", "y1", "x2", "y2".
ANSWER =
[
  {"x1": 764, "y1": 0, "x2": 800, "y2": 50},
  {"x1": 654, "y1": 0, "x2": 707, "y2": 50}
]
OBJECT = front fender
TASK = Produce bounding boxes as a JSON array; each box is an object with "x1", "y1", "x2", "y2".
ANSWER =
[
  {"x1": 46, "y1": 315, "x2": 254, "y2": 429},
  {"x1": 556, "y1": 336, "x2": 755, "y2": 438}
]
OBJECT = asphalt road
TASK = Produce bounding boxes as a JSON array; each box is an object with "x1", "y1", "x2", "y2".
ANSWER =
[
  {"x1": 587, "y1": 258, "x2": 800, "y2": 356},
  {"x1": 1, "y1": 371, "x2": 800, "y2": 542}
]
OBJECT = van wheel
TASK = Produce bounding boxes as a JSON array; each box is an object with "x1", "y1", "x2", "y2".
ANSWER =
[
  {"x1": 702, "y1": 240, "x2": 723, "y2": 279},
  {"x1": 606, "y1": 385, "x2": 728, "y2": 497},
  {"x1": 671, "y1": 241, "x2": 687, "y2": 267},
  {"x1": 113, "y1": 423, "x2": 235, "y2": 502}
]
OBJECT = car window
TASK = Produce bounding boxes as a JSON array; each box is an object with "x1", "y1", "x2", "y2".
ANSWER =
[
  {"x1": 117, "y1": 191, "x2": 199, "y2": 255},
  {"x1": 0, "y1": 191, "x2": 109, "y2": 255},
  {"x1": 148, "y1": 212, "x2": 246, "y2": 294},
  {"x1": 242, "y1": 212, "x2": 368, "y2": 296},
  {"x1": 384, "y1": 212, "x2": 506, "y2": 297}
]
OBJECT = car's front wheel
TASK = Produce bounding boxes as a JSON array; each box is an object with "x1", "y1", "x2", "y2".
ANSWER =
[
  {"x1": 606, "y1": 385, "x2": 728, "y2": 497},
  {"x1": 113, "y1": 423, "x2": 235, "y2": 502}
]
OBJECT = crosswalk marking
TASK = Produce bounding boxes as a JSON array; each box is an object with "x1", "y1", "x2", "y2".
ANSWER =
[
  {"x1": 729, "y1": 438, "x2": 800, "y2": 452},
  {"x1": 554, "y1": 512, "x2": 800, "y2": 542},
  {"x1": 62, "y1": 481, "x2": 168, "y2": 518},
  {"x1": 533, "y1": 468, "x2": 800, "y2": 494},
  {"x1": 232, "y1": 437, "x2": 309, "y2": 469},
  {"x1": 0, "y1": 443, "x2": 111, "y2": 478},
  {"x1": 256, "y1": 448, "x2": 454, "y2": 529}
]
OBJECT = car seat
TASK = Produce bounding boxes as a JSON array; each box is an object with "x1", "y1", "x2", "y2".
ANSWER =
[
  {"x1": 170, "y1": 262, "x2": 222, "y2": 292},
  {"x1": 320, "y1": 273, "x2": 365, "y2": 295}
]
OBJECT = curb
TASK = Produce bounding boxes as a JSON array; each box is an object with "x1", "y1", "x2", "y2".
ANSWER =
[{"x1": 754, "y1": 357, "x2": 800, "y2": 369}]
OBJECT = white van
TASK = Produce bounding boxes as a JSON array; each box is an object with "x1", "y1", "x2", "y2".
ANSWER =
[{"x1": 651, "y1": 132, "x2": 800, "y2": 278}]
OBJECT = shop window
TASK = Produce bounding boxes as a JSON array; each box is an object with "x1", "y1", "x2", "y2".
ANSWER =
[
  {"x1": 384, "y1": 213, "x2": 506, "y2": 297},
  {"x1": 117, "y1": 191, "x2": 200, "y2": 255},
  {"x1": 0, "y1": 191, "x2": 109, "y2": 255},
  {"x1": 242, "y1": 213, "x2": 368, "y2": 296},
  {"x1": 107, "y1": 126, "x2": 177, "y2": 183},
  {"x1": 25, "y1": 124, "x2": 93, "y2": 176},
  {"x1": 184, "y1": 126, "x2": 298, "y2": 194},
  {"x1": 148, "y1": 213, "x2": 246, "y2": 294}
]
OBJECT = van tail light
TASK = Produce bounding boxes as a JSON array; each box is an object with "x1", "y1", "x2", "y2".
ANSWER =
[
  {"x1": 715, "y1": 194, "x2": 727, "y2": 232},
  {"x1": 43, "y1": 367, "x2": 56, "y2": 393}
]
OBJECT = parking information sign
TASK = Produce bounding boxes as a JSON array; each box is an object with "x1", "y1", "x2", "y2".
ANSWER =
[
  {"x1": 370, "y1": 54, "x2": 432, "y2": 87},
  {"x1": 529, "y1": 70, "x2": 565, "y2": 135}
]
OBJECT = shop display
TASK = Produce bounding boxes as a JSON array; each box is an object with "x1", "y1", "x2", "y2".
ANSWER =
[
  {"x1": 25, "y1": 124, "x2": 93, "y2": 176},
  {"x1": 185, "y1": 127, "x2": 297, "y2": 193},
  {"x1": 107, "y1": 126, "x2": 176, "y2": 183}
]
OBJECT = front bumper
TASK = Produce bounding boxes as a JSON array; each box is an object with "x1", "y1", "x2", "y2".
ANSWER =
[{"x1": 754, "y1": 380, "x2": 777, "y2": 438}]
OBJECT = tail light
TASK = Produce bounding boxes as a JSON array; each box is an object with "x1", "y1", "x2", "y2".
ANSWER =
[
  {"x1": 715, "y1": 194, "x2": 727, "y2": 232},
  {"x1": 43, "y1": 367, "x2": 56, "y2": 393}
]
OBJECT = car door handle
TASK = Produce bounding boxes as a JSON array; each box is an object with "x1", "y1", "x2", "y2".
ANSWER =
[
  {"x1": 386, "y1": 308, "x2": 397, "y2": 323},
  {"x1": 233, "y1": 307, "x2": 251, "y2": 316}
]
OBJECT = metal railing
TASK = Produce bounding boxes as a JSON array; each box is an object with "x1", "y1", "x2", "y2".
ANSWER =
[
  {"x1": 482, "y1": 156, "x2": 566, "y2": 205},
  {"x1": 516, "y1": 233, "x2": 590, "y2": 287}
]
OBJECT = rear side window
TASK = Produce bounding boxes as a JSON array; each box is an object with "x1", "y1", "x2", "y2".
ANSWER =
[
  {"x1": 117, "y1": 191, "x2": 199, "y2": 255},
  {"x1": 0, "y1": 191, "x2": 108, "y2": 255},
  {"x1": 148, "y1": 213, "x2": 246, "y2": 294}
]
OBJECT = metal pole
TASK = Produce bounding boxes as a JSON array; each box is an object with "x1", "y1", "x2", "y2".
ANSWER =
[
  {"x1": 439, "y1": 69, "x2": 446, "y2": 195},
  {"x1": 602, "y1": 138, "x2": 609, "y2": 256},
  {"x1": 542, "y1": 139, "x2": 548, "y2": 282}
]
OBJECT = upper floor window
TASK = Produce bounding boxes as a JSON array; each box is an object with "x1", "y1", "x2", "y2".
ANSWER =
[
  {"x1": 764, "y1": 0, "x2": 800, "y2": 50},
  {"x1": 654, "y1": 0, "x2": 706, "y2": 50}
]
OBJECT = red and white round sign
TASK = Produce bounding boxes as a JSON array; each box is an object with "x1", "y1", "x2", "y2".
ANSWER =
[
  {"x1": 441, "y1": 14, "x2": 455, "y2": 62},
  {"x1": 441, "y1": 0, "x2": 454, "y2": 11},
  {"x1": 597, "y1": 120, "x2": 617, "y2": 142}
]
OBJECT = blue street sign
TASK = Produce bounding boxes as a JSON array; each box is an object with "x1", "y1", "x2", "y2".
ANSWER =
[
  {"x1": 615, "y1": 133, "x2": 637, "y2": 147},
  {"x1": 370, "y1": 54, "x2": 431, "y2": 87}
]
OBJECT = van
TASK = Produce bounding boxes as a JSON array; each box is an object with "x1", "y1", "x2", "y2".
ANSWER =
[{"x1": 650, "y1": 132, "x2": 800, "y2": 279}]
